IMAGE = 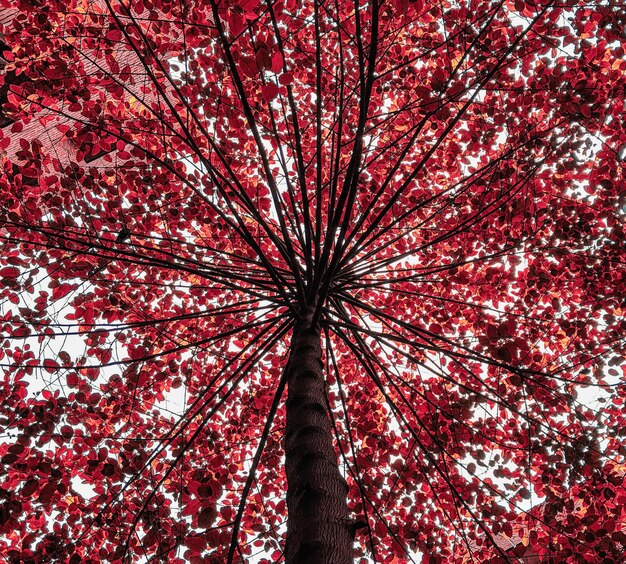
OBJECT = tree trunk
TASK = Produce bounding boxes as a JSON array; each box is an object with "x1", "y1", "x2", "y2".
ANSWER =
[{"x1": 284, "y1": 309, "x2": 353, "y2": 564}]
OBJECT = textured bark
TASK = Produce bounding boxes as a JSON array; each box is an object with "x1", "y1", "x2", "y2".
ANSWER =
[{"x1": 284, "y1": 310, "x2": 353, "y2": 564}]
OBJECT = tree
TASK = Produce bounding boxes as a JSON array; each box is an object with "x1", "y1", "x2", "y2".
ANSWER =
[{"x1": 0, "y1": 0, "x2": 625, "y2": 561}]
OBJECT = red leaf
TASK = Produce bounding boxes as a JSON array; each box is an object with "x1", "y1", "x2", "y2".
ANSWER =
[
  {"x1": 262, "y1": 82, "x2": 279, "y2": 101},
  {"x1": 239, "y1": 56, "x2": 257, "y2": 78},
  {"x1": 279, "y1": 72, "x2": 293, "y2": 85},
  {"x1": 67, "y1": 373, "x2": 80, "y2": 387},
  {"x1": 129, "y1": 346, "x2": 148, "y2": 361},
  {"x1": 106, "y1": 29, "x2": 123, "y2": 42},
  {"x1": 52, "y1": 283, "x2": 76, "y2": 300},
  {"x1": 185, "y1": 535, "x2": 207, "y2": 553},
  {"x1": 429, "y1": 323, "x2": 442, "y2": 335},
  {"x1": 38, "y1": 482, "x2": 57, "y2": 505},
  {"x1": 271, "y1": 51, "x2": 284, "y2": 73},
  {"x1": 431, "y1": 68, "x2": 447, "y2": 91},
  {"x1": 0, "y1": 267, "x2": 20, "y2": 279},
  {"x1": 13, "y1": 326, "x2": 31, "y2": 338},
  {"x1": 21, "y1": 478, "x2": 39, "y2": 497},
  {"x1": 182, "y1": 499, "x2": 202, "y2": 516},
  {"x1": 197, "y1": 507, "x2": 215, "y2": 528},
  {"x1": 255, "y1": 48, "x2": 272, "y2": 70},
  {"x1": 143, "y1": 528, "x2": 159, "y2": 548},
  {"x1": 228, "y1": 11, "x2": 245, "y2": 37},
  {"x1": 43, "y1": 359, "x2": 60, "y2": 373}
]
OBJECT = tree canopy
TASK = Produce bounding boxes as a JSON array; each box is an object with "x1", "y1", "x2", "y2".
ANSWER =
[{"x1": 0, "y1": 0, "x2": 625, "y2": 561}]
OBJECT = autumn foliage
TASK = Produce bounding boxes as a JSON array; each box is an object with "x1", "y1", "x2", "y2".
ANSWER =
[{"x1": 0, "y1": 0, "x2": 625, "y2": 561}]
